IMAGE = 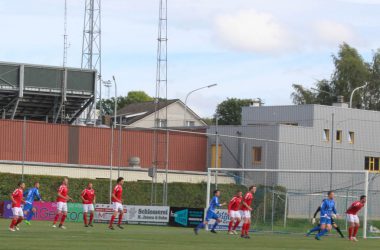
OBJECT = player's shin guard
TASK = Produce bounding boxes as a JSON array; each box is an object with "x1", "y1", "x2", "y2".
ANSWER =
[
  {"x1": 109, "y1": 215, "x2": 115, "y2": 227},
  {"x1": 308, "y1": 225, "x2": 321, "y2": 234},
  {"x1": 60, "y1": 214, "x2": 67, "y2": 225},
  {"x1": 228, "y1": 221, "x2": 234, "y2": 231},
  {"x1": 15, "y1": 217, "x2": 23, "y2": 226},
  {"x1": 348, "y1": 226, "x2": 354, "y2": 238},
  {"x1": 246, "y1": 223, "x2": 251, "y2": 235},
  {"x1": 83, "y1": 213, "x2": 88, "y2": 225},
  {"x1": 27, "y1": 211, "x2": 34, "y2": 221},
  {"x1": 10, "y1": 218, "x2": 17, "y2": 228},
  {"x1": 241, "y1": 223, "x2": 247, "y2": 235},
  {"x1": 118, "y1": 213, "x2": 123, "y2": 225},
  {"x1": 233, "y1": 220, "x2": 240, "y2": 231},
  {"x1": 53, "y1": 213, "x2": 60, "y2": 225},
  {"x1": 353, "y1": 226, "x2": 359, "y2": 237},
  {"x1": 89, "y1": 213, "x2": 94, "y2": 224},
  {"x1": 316, "y1": 229, "x2": 328, "y2": 238}
]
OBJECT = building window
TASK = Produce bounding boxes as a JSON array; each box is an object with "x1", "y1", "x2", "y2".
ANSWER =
[
  {"x1": 252, "y1": 147, "x2": 262, "y2": 164},
  {"x1": 348, "y1": 131, "x2": 355, "y2": 144},
  {"x1": 155, "y1": 119, "x2": 167, "y2": 128},
  {"x1": 186, "y1": 121, "x2": 195, "y2": 127},
  {"x1": 323, "y1": 129, "x2": 330, "y2": 142},
  {"x1": 365, "y1": 157, "x2": 380, "y2": 171},
  {"x1": 336, "y1": 130, "x2": 342, "y2": 143}
]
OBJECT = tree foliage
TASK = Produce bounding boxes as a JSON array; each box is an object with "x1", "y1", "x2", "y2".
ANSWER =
[
  {"x1": 291, "y1": 43, "x2": 380, "y2": 110},
  {"x1": 216, "y1": 98, "x2": 253, "y2": 125},
  {"x1": 97, "y1": 91, "x2": 153, "y2": 115}
]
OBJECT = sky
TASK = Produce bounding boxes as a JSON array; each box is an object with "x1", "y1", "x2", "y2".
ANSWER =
[{"x1": 1, "y1": 0, "x2": 380, "y2": 117}]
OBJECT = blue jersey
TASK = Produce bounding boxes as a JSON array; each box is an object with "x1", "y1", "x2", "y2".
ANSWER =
[
  {"x1": 320, "y1": 198, "x2": 337, "y2": 219},
  {"x1": 208, "y1": 196, "x2": 221, "y2": 213},
  {"x1": 24, "y1": 188, "x2": 42, "y2": 204}
]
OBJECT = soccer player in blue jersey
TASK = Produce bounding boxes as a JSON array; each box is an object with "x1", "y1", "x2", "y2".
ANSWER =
[
  {"x1": 194, "y1": 190, "x2": 226, "y2": 235},
  {"x1": 315, "y1": 191, "x2": 339, "y2": 240},
  {"x1": 23, "y1": 182, "x2": 42, "y2": 225}
]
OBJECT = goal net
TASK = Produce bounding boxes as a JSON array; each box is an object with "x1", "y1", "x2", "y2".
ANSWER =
[{"x1": 205, "y1": 168, "x2": 379, "y2": 238}]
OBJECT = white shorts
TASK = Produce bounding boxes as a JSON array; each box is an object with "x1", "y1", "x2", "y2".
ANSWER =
[
  {"x1": 347, "y1": 214, "x2": 360, "y2": 224},
  {"x1": 83, "y1": 204, "x2": 95, "y2": 213},
  {"x1": 241, "y1": 210, "x2": 251, "y2": 219},
  {"x1": 112, "y1": 202, "x2": 123, "y2": 212},
  {"x1": 229, "y1": 210, "x2": 241, "y2": 219},
  {"x1": 57, "y1": 202, "x2": 68, "y2": 212},
  {"x1": 12, "y1": 207, "x2": 23, "y2": 217}
]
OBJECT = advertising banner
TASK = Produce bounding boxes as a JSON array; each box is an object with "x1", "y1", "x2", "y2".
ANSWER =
[
  {"x1": 2, "y1": 201, "x2": 84, "y2": 222},
  {"x1": 169, "y1": 207, "x2": 204, "y2": 227},
  {"x1": 207, "y1": 209, "x2": 244, "y2": 231},
  {"x1": 95, "y1": 204, "x2": 169, "y2": 225}
]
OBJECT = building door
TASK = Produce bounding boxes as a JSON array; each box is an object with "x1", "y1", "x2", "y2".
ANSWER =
[{"x1": 211, "y1": 144, "x2": 222, "y2": 168}]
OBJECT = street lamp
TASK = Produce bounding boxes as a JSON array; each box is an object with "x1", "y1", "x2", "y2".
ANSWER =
[
  {"x1": 183, "y1": 83, "x2": 218, "y2": 126},
  {"x1": 350, "y1": 83, "x2": 368, "y2": 108}
]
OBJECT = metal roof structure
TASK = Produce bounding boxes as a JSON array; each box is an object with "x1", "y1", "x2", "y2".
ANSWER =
[{"x1": 0, "y1": 61, "x2": 96, "y2": 123}]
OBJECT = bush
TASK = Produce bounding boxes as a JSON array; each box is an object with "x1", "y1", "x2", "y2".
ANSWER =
[{"x1": 0, "y1": 173, "x2": 246, "y2": 208}]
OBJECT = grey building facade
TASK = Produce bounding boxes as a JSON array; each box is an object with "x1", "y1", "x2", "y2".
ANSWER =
[{"x1": 207, "y1": 104, "x2": 380, "y2": 218}]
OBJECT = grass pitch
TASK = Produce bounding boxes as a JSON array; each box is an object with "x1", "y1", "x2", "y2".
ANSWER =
[{"x1": 0, "y1": 219, "x2": 379, "y2": 250}]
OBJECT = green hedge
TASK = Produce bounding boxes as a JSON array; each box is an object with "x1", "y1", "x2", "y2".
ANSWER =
[{"x1": 0, "y1": 173, "x2": 247, "y2": 208}]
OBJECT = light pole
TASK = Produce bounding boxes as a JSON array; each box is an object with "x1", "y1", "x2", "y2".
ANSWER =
[
  {"x1": 350, "y1": 83, "x2": 368, "y2": 108},
  {"x1": 183, "y1": 84, "x2": 217, "y2": 126},
  {"x1": 108, "y1": 76, "x2": 118, "y2": 203}
]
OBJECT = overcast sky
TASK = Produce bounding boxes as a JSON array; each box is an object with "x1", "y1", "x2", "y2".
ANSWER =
[{"x1": 1, "y1": 0, "x2": 380, "y2": 117}]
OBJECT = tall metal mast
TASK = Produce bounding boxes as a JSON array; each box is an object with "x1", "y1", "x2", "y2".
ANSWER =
[
  {"x1": 63, "y1": 0, "x2": 68, "y2": 67},
  {"x1": 81, "y1": 0, "x2": 102, "y2": 123},
  {"x1": 152, "y1": 0, "x2": 169, "y2": 205}
]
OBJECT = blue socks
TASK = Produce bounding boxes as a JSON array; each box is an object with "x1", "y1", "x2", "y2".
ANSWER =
[
  {"x1": 212, "y1": 222, "x2": 218, "y2": 230},
  {"x1": 308, "y1": 226, "x2": 320, "y2": 234},
  {"x1": 316, "y1": 229, "x2": 328, "y2": 238},
  {"x1": 196, "y1": 222, "x2": 205, "y2": 230},
  {"x1": 27, "y1": 211, "x2": 34, "y2": 221}
]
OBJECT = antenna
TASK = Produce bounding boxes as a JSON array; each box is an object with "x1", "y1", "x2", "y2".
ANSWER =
[
  {"x1": 152, "y1": 0, "x2": 169, "y2": 206},
  {"x1": 63, "y1": 0, "x2": 68, "y2": 67},
  {"x1": 81, "y1": 0, "x2": 102, "y2": 123}
]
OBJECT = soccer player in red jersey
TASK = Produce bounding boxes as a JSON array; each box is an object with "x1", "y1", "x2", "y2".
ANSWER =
[
  {"x1": 9, "y1": 181, "x2": 25, "y2": 232},
  {"x1": 240, "y1": 185, "x2": 256, "y2": 239},
  {"x1": 81, "y1": 182, "x2": 96, "y2": 227},
  {"x1": 109, "y1": 177, "x2": 125, "y2": 230},
  {"x1": 52, "y1": 177, "x2": 73, "y2": 229},
  {"x1": 346, "y1": 195, "x2": 366, "y2": 241},
  {"x1": 228, "y1": 190, "x2": 243, "y2": 235}
]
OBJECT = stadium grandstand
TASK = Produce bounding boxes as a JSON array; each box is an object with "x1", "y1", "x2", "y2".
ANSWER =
[{"x1": 0, "y1": 61, "x2": 96, "y2": 124}]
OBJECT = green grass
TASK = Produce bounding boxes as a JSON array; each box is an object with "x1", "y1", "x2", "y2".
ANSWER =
[{"x1": 0, "y1": 219, "x2": 379, "y2": 250}]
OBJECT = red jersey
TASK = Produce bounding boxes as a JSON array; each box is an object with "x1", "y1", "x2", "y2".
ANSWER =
[
  {"x1": 81, "y1": 188, "x2": 95, "y2": 204},
  {"x1": 112, "y1": 184, "x2": 123, "y2": 203},
  {"x1": 346, "y1": 201, "x2": 365, "y2": 215},
  {"x1": 228, "y1": 196, "x2": 243, "y2": 211},
  {"x1": 241, "y1": 192, "x2": 253, "y2": 211},
  {"x1": 56, "y1": 184, "x2": 68, "y2": 202},
  {"x1": 12, "y1": 188, "x2": 23, "y2": 208}
]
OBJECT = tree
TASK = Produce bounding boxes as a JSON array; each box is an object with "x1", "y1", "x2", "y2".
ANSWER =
[
  {"x1": 291, "y1": 43, "x2": 380, "y2": 110},
  {"x1": 97, "y1": 91, "x2": 153, "y2": 115},
  {"x1": 215, "y1": 98, "x2": 253, "y2": 125}
]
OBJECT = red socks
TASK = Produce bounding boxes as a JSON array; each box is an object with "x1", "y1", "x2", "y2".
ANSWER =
[
  {"x1": 16, "y1": 217, "x2": 23, "y2": 226},
  {"x1": 353, "y1": 226, "x2": 359, "y2": 237},
  {"x1": 109, "y1": 215, "x2": 115, "y2": 227},
  {"x1": 241, "y1": 223, "x2": 251, "y2": 235},
  {"x1": 228, "y1": 221, "x2": 234, "y2": 231},
  {"x1": 233, "y1": 220, "x2": 240, "y2": 230},
  {"x1": 10, "y1": 218, "x2": 17, "y2": 228},
  {"x1": 118, "y1": 213, "x2": 123, "y2": 225},
  {"x1": 53, "y1": 214, "x2": 60, "y2": 224},
  {"x1": 89, "y1": 213, "x2": 94, "y2": 224},
  {"x1": 348, "y1": 226, "x2": 353, "y2": 238},
  {"x1": 60, "y1": 214, "x2": 67, "y2": 225},
  {"x1": 83, "y1": 213, "x2": 88, "y2": 225}
]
